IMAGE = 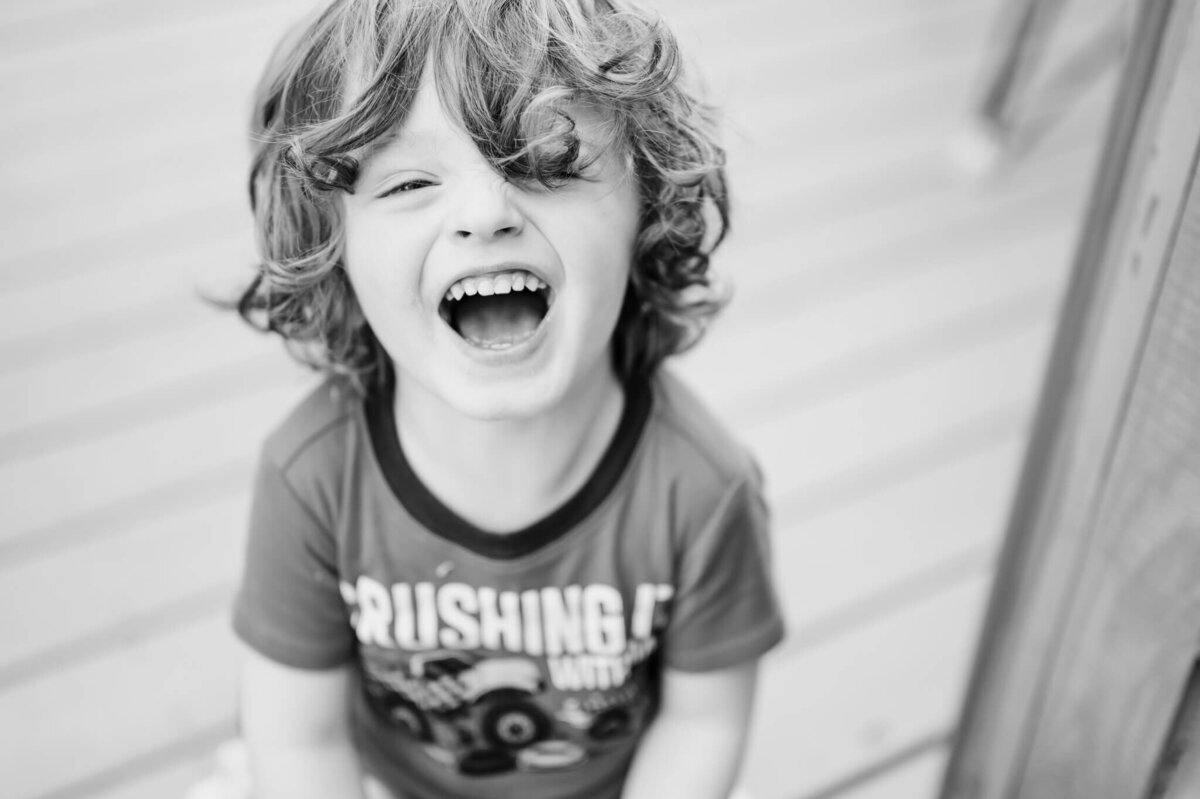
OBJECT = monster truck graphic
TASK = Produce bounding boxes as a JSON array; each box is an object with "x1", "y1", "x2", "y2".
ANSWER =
[{"x1": 363, "y1": 651, "x2": 590, "y2": 776}]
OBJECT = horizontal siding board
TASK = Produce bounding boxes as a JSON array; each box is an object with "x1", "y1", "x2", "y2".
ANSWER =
[
  {"x1": 5, "y1": 93, "x2": 250, "y2": 194},
  {"x1": 0, "y1": 160, "x2": 246, "y2": 267},
  {"x1": 0, "y1": 456, "x2": 253, "y2": 570},
  {"x1": 0, "y1": 3, "x2": 295, "y2": 75},
  {"x1": 0, "y1": 203, "x2": 246, "y2": 290},
  {"x1": 1, "y1": 294, "x2": 213, "y2": 372},
  {"x1": 0, "y1": 237, "x2": 251, "y2": 347},
  {"x1": 743, "y1": 576, "x2": 990, "y2": 798},
  {"x1": 87, "y1": 755, "x2": 226, "y2": 799},
  {"x1": 833, "y1": 747, "x2": 950, "y2": 799},
  {"x1": 0, "y1": 614, "x2": 239, "y2": 799},
  {"x1": 745, "y1": 324, "x2": 1052, "y2": 502},
  {"x1": 690, "y1": 223, "x2": 1074, "y2": 418},
  {"x1": 0, "y1": 323, "x2": 281, "y2": 442},
  {"x1": 0, "y1": 491, "x2": 248, "y2": 679},
  {"x1": 729, "y1": 133, "x2": 1097, "y2": 310},
  {"x1": 0, "y1": 355, "x2": 291, "y2": 464},
  {"x1": 776, "y1": 436, "x2": 1025, "y2": 638},
  {"x1": 0, "y1": 381, "x2": 310, "y2": 540},
  {"x1": 735, "y1": 96, "x2": 1101, "y2": 261},
  {"x1": 0, "y1": 0, "x2": 289, "y2": 61}
]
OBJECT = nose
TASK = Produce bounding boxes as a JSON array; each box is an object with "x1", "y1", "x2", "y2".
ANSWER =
[{"x1": 449, "y1": 172, "x2": 525, "y2": 241}]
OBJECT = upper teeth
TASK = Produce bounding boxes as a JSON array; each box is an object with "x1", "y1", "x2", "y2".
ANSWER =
[{"x1": 445, "y1": 270, "x2": 544, "y2": 301}]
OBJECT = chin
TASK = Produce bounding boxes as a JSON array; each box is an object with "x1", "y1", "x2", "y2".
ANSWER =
[{"x1": 438, "y1": 369, "x2": 567, "y2": 423}]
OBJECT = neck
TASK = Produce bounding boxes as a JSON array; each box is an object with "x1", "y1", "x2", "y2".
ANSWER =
[{"x1": 394, "y1": 366, "x2": 626, "y2": 534}]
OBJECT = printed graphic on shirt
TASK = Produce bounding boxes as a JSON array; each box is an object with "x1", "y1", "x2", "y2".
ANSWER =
[{"x1": 340, "y1": 577, "x2": 674, "y2": 777}]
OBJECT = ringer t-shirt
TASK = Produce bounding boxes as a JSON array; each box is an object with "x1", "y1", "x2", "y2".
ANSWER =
[{"x1": 233, "y1": 368, "x2": 786, "y2": 799}]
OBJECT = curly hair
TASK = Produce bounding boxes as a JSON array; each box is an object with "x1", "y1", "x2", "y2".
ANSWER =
[{"x1": 238, "y1": 0, "x2": 730, "y2": 392}]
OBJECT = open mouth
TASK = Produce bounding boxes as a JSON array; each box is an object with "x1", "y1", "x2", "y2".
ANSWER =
[{"x1": 438, "y1": 269, "x2": 552, "y2": 349}]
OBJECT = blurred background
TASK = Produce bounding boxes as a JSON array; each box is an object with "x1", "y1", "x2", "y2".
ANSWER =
[{"x1": 0, "y1": 0, "x2": 1126, "y2": 796}]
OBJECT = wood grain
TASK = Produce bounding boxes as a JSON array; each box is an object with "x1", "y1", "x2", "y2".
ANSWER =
[
  {"x1": 942, "y1": 1, "x2": 1200, "y2": 796},
  {"x1": 1017, "y1": 99, "x2": 1200, "y2": 795}
]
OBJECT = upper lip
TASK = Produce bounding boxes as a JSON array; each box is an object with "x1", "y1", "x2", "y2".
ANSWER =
[{"x1": 438, "y1": 261, "x2": 553, "y2": 299}]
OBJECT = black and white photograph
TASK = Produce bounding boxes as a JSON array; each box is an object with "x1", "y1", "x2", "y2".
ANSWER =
[{"x1": 3, "y1": 0, "x2": 1199, "y2": 797}]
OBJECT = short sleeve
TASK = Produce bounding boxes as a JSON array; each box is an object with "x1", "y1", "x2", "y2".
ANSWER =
[
  {"x1": 662, "y1": 475, "x2": 786, "y2": 671},
  {"x1": 232, "y1": 453, "x2": 356, "y2": 669}
]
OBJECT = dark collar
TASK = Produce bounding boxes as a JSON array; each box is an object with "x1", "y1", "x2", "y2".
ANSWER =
[{"x1": 364, "y1": 368, "x2": 652, "y2": 559}]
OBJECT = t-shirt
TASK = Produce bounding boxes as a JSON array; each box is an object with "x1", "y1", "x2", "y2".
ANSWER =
[{"x1": 233, "y1": 368, "x2": 786, "y2": 799}]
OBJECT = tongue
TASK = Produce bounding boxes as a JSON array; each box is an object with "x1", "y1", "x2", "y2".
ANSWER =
[{"x1": 455, "y1": 292, "x2": 545, "y2": 347}]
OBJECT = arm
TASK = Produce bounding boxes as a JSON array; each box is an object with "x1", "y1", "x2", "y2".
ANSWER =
[
  {"x1": 239, "y1": 642, "x2": 367, "y2": 799},
  {"x1": 620, "y1": 660, "x2": 760, "y2": 799}
]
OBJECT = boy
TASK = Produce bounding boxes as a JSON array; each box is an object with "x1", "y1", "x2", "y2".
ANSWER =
[{"x1": 225, "y1": 1, "x2": 785, "y2": 797}]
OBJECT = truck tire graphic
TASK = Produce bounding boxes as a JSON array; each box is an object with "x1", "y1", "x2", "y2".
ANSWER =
[
  {"x1": 390, "y1": 703, "x2": 432, "y2": 741},
  {"x1": 458, "y1": 748, "x2": 516, "y2": 776},
  {"x1": 479, "y1": 689, "x2": 551, "y2": 748},
  {"x1": 589, "y1": 707, "x2": 632, "y2": 741}
]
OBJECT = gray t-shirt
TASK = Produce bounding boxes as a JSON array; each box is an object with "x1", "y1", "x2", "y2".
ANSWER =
[{"x1": 233, "y1": 368, "x2": 785, "y2": 799}]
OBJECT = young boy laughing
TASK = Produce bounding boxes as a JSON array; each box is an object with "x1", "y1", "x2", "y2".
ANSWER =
[{"x1": 227, "y1": 1, "x2": 785, "y2": 797}]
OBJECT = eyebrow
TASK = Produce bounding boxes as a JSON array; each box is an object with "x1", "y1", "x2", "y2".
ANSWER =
[
  {"x1": 357, "y1": 126, "x2": 446, "y2": 179},
  {"x1": 357, "y1": 127, "x2": 408, "y2": 168}
]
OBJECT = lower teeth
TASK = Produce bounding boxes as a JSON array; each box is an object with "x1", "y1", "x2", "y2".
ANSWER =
[{"x1": 464, "y1": 331, "x2": 536, "y2": 349}]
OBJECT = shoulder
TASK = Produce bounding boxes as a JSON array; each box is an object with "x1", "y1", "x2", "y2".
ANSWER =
[
  {"x1": 644, "y1": 368, "x2": 762, "y2": 493},
  {"x1": 259, "y1": 376, "x2": 360, "y2": 482},
  {"x1": 638, "y1": 371, "x2": 774, "y2": 576}
]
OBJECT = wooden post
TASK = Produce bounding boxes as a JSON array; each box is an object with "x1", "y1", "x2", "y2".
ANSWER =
[
  {"x1": 941, "y1": 0, "x2": 1200, "y2": 796},
  {"x1": 977, "y1": 0, "x2": 1072, "y2": 138}
]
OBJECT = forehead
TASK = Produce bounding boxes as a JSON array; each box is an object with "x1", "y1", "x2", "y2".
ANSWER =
[{"x1": 352, "y1": 82, "x2": 441, "y2": 166}]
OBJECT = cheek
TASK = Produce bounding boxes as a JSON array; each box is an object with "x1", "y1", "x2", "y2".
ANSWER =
[
  {"x1": 340, "y1": 248, "x2": 413, "y2": 349},
  {"x1": 586, "y1": 185, "x2": 641, "y2": 272},
  {"x1": 603, "y1": 201, "x2": 640, "y2": 297},
  {"x1": 343, "y1": 220, "x2": 422, "y2": 300},
  {"x1": 577, "y1": 234, "x2": 635, "y2": 341}
]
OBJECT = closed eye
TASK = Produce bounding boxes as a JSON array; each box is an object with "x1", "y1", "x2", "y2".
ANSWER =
[{"x1": 377, "y1": 179, "x2": 435, "y2": 198}]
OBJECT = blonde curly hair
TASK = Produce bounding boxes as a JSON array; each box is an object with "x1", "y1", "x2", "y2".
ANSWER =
[{"x1": 237, "y1": 0, "x2": 729, "y2": 392}]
